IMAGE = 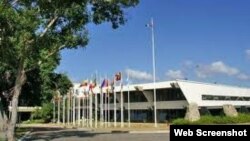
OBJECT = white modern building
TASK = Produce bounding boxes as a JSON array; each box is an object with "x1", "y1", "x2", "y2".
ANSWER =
[{"x1": 72, "y1": 80, "x2": 250, "y2": 122}]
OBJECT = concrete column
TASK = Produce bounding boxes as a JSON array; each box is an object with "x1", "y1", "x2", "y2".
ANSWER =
[
  {"x1": 223, "y1": 104, "x2": 238, "y2": 117},
  {"x1": 142, "y1": 91, "x2": 154, "y2": 103},
  {"x1": 185, "y1": 103, "x2": 200, "y2": 122}
]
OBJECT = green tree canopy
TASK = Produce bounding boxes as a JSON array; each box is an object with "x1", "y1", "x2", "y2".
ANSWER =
[{"x1": 0, "y1": 0, "x2": 139, "y2": 140}]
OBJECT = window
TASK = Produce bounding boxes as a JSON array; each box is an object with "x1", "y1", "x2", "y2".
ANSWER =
[
  {"x1": 156, "y1": 88, "x2": 186, "y2": 101},
  {"x1": 202, "y1": 94, "x2": 250, "y2": 101}
]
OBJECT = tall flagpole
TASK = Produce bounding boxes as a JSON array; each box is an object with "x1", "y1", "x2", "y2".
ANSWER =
[
  {"x1": 107, "y1": 82, "x2": 110, "y2": 127},
  {"x1": 127, "y1": 72, "x2": 131, "y2": 127},
  {"x1": 78, "y1": 96, "x2": 81, "y2": 127},
  {"x1": 53, "y1": 100, "x2": 55, "y2": 123},
  {"x1": 104, "y1": 90, "x2": 106, "y2": 127},
  {"x1": 89, "y1": 83, "x2": 93, "y2": 128},
  {"x1": 114, "y1": 78, "x2": 117, "y2": 127},
  {"x1": 95, "y1": 71, "x2": 98, "y2": 128},
  {"x1": 120, "y1": 74, "x2": 124, "y2": 128},
  {"x1": 104, "y1": 75, "x2": 108, "y2": 127},
  {"x1": 67, "y1": 93, "x2": 70, "y2": 126},
  {"x1": 82, "y1": 97, "x2": 85, "y2": 127},
  {"x1": 63, "y1": 96, "x2": 65, "y2": 125},
  {"x1": 73, "y1": 95, "x2": 76, "y2": 126},
  {"x1": 100, "y1": 77, "x2": 104, "y2": 127},
  {"x1": 57, "y1": 91, "x2": 61, "y2": 124},
  {"x1": 95, "y1": 89, "x2": 98, "y2": 128},
  {"x1": 150, "y1": 17, "x2": 157, "y2": 127}
]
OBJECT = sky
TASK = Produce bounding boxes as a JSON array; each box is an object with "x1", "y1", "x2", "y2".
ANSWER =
[{"x1": 56, "y1": 0, "x2": 250, "y2": 87}]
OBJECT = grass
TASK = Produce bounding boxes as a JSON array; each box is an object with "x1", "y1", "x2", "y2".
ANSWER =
[
  {"x1": 22, "y1": 119, "x2": 45, "y2": 124},
  {"x1": 172, "y1": 113, "x2": 250, "y2": 125}
]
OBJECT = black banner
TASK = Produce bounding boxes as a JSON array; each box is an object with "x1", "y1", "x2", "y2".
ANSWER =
[{"x1": 170, "y1": 125, "x2": 250, "y2": 140}]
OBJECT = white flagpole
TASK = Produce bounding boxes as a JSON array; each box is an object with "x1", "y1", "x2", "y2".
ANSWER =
[
  {"x1": 90, "y1": 92, "x2": 93, "y2": 128},
  {"x1": 87, "y1": 93, "x2": 90, "y2": 127},
  {"x1": 78, "y1": 96, "x2": 81, "y2": 127},
  {"x1": 86, "y1": 94, "x2": 88, "y2": 127},
  {"x1": 53, "y1": 99, "x2": 55, "y2": 123},
  {"x1": 82, "y1": 97, "x2": 85, "y2": 127},
  {"x1": 67, "y1": 94, "x2": 70, "y2": 126},
  {"x1": 95, "y1": 89, "x2": 98, "y2": 128},
  {"x1": 73, "y1": 95, "x2": 75, "y2": 126},
  {"x1": 57, "y1": 91, "x2": 61, "y2": 124},
  {"x1": 71, "y1": 93, "x2": 73, "y2": 125},
  {"x1": 127, "y1": 72, "x2": 131, "y2": 127},
  {"x1": 108, "y1": 83, "x2": 110, "y2": 127},
  {"x1": 114, "y1": 78, "x2": 117, "y2": 127},
  {"x1": 120, "y1": 75, "x2": 124, "y2": 128},
  {"x1": 94, "y1": 71, "x2": 98, "y2": 128},
  {"x1": 63, "y1": 96, "x2": 65, "y2": 125},
  {"x1": 100, "y1": 78, "x2": 104, "y2": 127},
  {"x1": 104, "y1": 92, "x2": 107, "y2": 127},
  {"x1": 150, "y1": 18, "x2": 157, "y2": 127},
  {"x1": 104, "y1": 75, "x2": 108, "y2": 128}
]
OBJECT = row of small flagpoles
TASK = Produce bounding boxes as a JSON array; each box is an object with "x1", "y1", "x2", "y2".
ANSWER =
[{"x1": 52, "y1": 72, "x2": 130, "y2": 128}]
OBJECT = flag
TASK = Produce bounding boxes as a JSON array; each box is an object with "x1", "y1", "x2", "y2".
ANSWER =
[
  {"x1": 80, "y1": 80, "x2": 88, "y2": 87},
  {"x1": 145, "y1": 18, "x2": 153, "y2": 28},
  {"x1": 115, "y1": 72, "x2": 122, "y2": 81},
  {"x1": 101, "y1": 79, "x2": 108, "y2": 88},
  {"x1": 89, "y1": 78, "x2": 97, "y2": 89},
  {"x1": 110, "y1": 79, "x2": 115, "y2": 92}
]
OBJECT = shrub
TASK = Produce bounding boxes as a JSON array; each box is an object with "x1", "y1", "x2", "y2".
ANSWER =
[
  {"x1": 31, "y1": 102, "x2": 53, "y2": 123},
  {"x1": 172, "y1": 113, "x2": 250, "y2": 125}
]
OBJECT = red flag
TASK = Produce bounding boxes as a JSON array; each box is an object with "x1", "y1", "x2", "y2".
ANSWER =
[{"x1": 89, "y1": 78, "x2": 97, "y2": 89}]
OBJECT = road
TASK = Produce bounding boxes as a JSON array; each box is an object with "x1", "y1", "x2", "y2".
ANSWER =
[{"x1": 21, "y1": 127, "x2": 169, "y2": 141}]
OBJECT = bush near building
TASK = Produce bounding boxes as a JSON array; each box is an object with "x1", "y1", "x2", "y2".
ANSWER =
[
  {"x1": 172, "y1": 113, "x2": 250, "y2": 125},
  {"x1": 30, "y1": 103, "x2": 53, "y2": 123}
]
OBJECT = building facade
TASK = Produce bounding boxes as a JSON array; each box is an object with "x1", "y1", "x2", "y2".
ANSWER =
[{"x1": 73, "y1": 80, "x2": 250, "y2": 122}]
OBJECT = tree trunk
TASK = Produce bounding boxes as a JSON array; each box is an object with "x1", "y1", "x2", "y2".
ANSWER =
[
  {"x1": 0, "y1": 98, "x2": 8, "y2": 140},
  {"x1": 6, "y1": 63, "x2": 26, "y2": 141}
]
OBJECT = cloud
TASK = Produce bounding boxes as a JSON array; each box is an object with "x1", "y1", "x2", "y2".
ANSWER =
[
  {"x1": 165, "y1": 70, "x2": 185, "y2": 80},
  {"x1": 196, "y1": 61, "x2": 239, "y2": 78},
  {"x1": 246, "y1": 49, "x2": 250, "y2": 59},
  {"x1": 125, "y1": 68, "x2": 153, "y2": 81},
  {"x1": 237, "y1": 73, "x2": 250, "y2": 80}
]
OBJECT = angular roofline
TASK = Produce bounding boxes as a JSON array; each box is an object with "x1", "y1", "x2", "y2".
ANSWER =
[
  {"x1": 73, "y1": 79, "x2": 250, "y2": 91},
  {"x1": 176, "y1": 79, "x2": 250, "y2": 90}
]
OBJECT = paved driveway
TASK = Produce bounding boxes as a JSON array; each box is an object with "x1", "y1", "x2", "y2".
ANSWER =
[{"x1": 21, "y1": 127, "x2": 169, "y2": 141}]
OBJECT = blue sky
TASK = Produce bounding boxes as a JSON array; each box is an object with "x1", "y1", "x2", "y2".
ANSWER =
[{"x1": 56, "y1": 0, "x2": 250, "y2": 87}]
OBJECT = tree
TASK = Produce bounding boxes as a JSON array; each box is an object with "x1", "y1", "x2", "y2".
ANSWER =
[{"x1": 0, "y1": 0, "x2": 139, "y2": 140}]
